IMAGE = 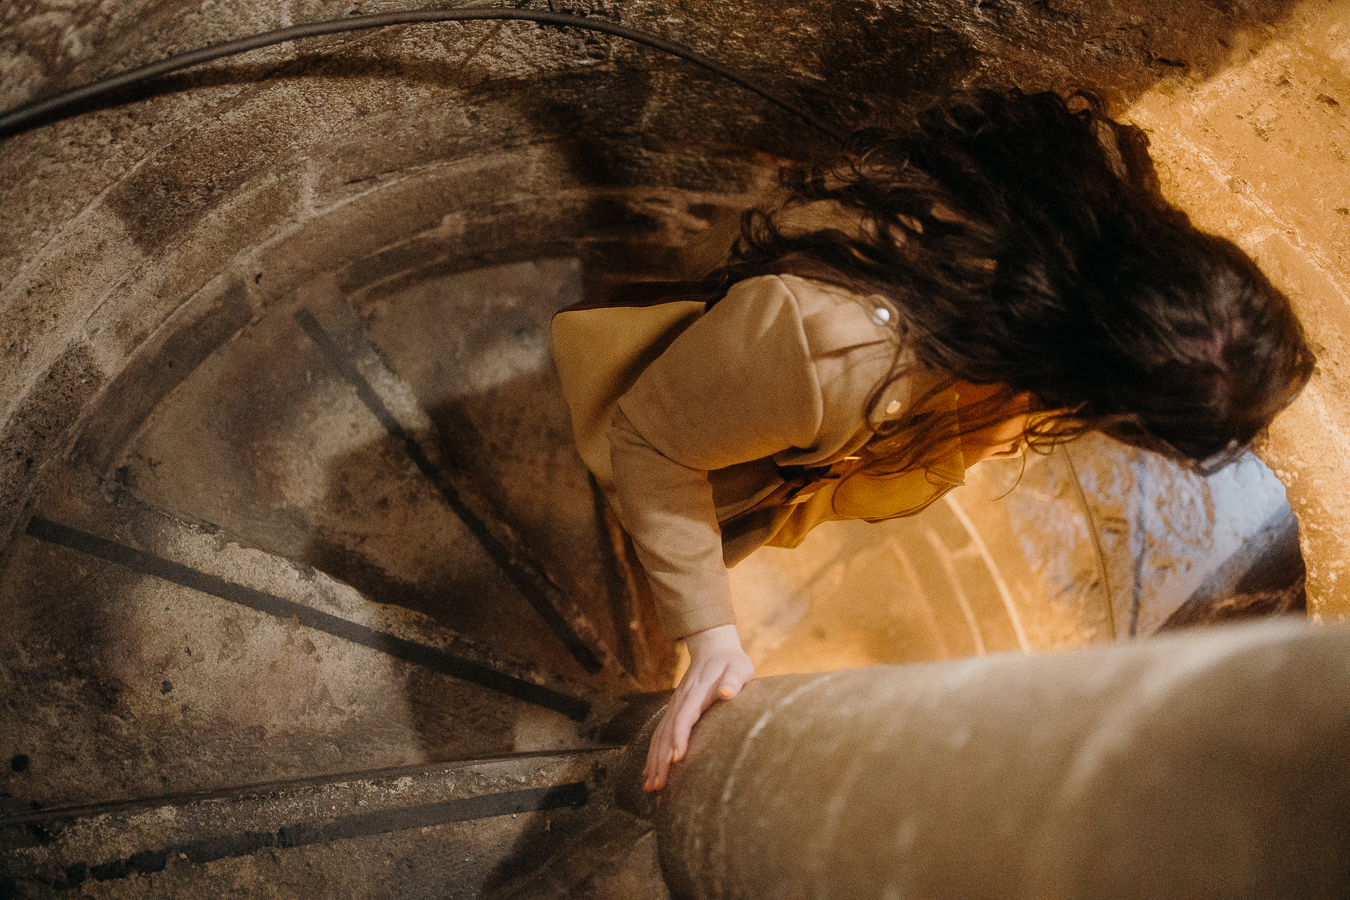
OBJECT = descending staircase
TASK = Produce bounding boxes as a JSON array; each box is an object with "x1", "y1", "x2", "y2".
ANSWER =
[
  {"x1": 0, "y1": 255, "x2": 1306, "y2": 898},
  {"x1": 0, "y1": 259, "x2": 671, "y2": 898}
]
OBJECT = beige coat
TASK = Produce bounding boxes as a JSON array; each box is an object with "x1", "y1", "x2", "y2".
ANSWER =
[{"x1": 553, "y1": 273, "x2": 968, "y2": 640}]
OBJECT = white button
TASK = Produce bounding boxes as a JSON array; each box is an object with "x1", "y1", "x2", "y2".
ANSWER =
[
  {"x1": 885, "y1": 399, "x2": 902, "y2": 415},
  {"x1": 872, "y1": 307, "x2": 891, "y2": 326}
]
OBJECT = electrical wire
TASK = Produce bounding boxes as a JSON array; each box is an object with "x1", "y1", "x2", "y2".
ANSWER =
[{"x1": 0, "y1": 7, "x2": 844, "y2": 141}]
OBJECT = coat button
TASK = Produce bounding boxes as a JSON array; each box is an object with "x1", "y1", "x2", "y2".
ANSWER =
[
  {"x1": 872, "y1": 307, "x2": 891, "y2": 326},
  {"x1": 885, "y1": 399, "x2": 902, "y2": 415}
]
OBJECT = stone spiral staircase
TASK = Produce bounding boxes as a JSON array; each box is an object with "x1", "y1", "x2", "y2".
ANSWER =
[
  {"x1": 0, "y1": 2, "x2": 1329, "y2": 896},
  {"x1": 1, "y1": 258, "x2": 676, "y2": 899},
  {"x1": 0, "y1": 250, "x2": 1307, "y2": 899}
]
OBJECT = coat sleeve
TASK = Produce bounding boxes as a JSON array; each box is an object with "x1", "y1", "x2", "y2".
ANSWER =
[{"x1": 609, "y1": 275, "x2": 892, "y2": 640}]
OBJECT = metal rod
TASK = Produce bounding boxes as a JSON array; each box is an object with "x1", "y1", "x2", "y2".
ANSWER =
[{"x1": 0, "y1": 7, "x2": 844, "y2": 141}]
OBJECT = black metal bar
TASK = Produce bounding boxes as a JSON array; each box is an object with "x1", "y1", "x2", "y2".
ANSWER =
[
  {"x1": 0, "y1": 7, "x2": 843, "y2": 140},
  {"x1": 37, "y1": 782, "x2": 587, "y2": 889},
  {"x1": 294, "y1": 307, "x2": 605, "y2": 674},
  {"x1": 24, "y1": 515, "x2": 591, "y2": 721}
]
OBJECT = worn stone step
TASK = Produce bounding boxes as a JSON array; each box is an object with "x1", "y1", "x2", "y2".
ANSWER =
[
  {"x1": 0, "y1": 750, "x2": 620, "y2": 900},
  {"x1": 1, "y1": 461, "x2": 615, "y2": 812},
  {"x1": 77, "y1": 270, "x2": 638, "y2": 692}
]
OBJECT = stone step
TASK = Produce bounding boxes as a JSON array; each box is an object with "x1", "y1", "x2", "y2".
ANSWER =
[
  {"x1": 0, "y1": 750, "x2": 622, "y2": 900},
  {"x1": 2, "y1": 461, "x2": 615, "y2": 812},
  {"x1": 953, "y1": 436, "x2": 1304, "y2": 645},
  {"x1": 340, "y1": 257, "x2": 674, "y2": 690},
  {"x1": 77, "y1": 271, "x2": 644, "y2": 692},
  {"x1": 487, "y1": 808, "x2": 667, "y2": 900}
]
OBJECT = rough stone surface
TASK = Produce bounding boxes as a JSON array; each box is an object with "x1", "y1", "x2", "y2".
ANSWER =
[
  {"x1": 1, "y1": 461, "x2": 608, "y2": 812},
  {"x1": 1, "y1": 752, "x2": 616, "y2": 900},
  {"x1": 0, "y1": 345, "x2": 105, "y2": 541},
  {"x1": 658, "y1": 620, "x2": 1350, "y2": 900},
  {"x1": 0, "y1": 0, "x2": 1315, "y2": 556},
  {"x1": 1120, "y1": 0, "x2": 1350, "y2": 618},
  {"x1": 1, "y1": 1, "x2": 1344, "y2": 897}
]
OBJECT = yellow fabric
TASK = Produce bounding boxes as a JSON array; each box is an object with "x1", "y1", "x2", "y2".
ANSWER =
[
  {"x1": 551, "y1": 299, "x2": 707, "y2": 500},
  {"x1": 768, "y1": 390, "x2": 966, "y2": 548},
  {"x1": 553, "y1": 273, "x2": 970, "y2": 639}
]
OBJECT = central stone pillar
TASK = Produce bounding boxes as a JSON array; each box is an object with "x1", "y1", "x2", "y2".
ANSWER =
[{"x1": 654, "y1": 620, "x2": 1350, "y2": 899}]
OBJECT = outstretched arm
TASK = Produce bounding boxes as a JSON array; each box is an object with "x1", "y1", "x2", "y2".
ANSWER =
[
  {"x1": 609, "y1": 405, "x2": 750, "y2": 791},
  {"x1": 608, "y1": 275, "x2": 886, "y2": 789}
]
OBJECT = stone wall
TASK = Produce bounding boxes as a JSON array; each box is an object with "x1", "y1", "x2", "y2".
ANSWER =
[{"x1": 3, "y1": 0, "x2": 1342, "y2": 618}]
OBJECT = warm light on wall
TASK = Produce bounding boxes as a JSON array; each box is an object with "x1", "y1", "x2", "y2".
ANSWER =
[{"x1": 1125, "y1": 0, "x2": 1350, "y2": 621}]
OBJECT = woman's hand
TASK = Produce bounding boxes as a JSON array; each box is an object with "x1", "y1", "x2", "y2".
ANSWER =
[{"x1": 644, "y1": 623, "x2": 754, "y2": 791}]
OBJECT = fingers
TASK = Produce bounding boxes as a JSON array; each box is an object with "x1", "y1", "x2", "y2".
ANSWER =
[
  {"x1": 718, "y1": 672, "x2": 749, "y2": 700},
  {"x1": 643, "y1": 627, "x2": 755, "y2": 791},
  {"x1": 644, "y1": 703, "x2": 683, "y2": 790},
  {"x1": 644, "y1": 683, "x2": 706, "y2": 790},
  {"x1": 644, "y1": 662, "x2": 737, "y2": 791}
]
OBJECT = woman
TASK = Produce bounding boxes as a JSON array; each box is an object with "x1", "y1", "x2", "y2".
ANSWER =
[{"x1": 551, "y1": 89, "x2": 1314, "y2": 791}]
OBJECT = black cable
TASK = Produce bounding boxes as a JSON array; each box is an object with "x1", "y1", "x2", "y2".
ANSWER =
[{"x1": 0, "y1": 7, "x2": 844, "y2": 141}]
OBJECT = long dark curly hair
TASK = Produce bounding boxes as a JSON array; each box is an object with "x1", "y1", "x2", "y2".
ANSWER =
[{"x1": 724, "y1": 89, "x2": 1315, "y2": 475}]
